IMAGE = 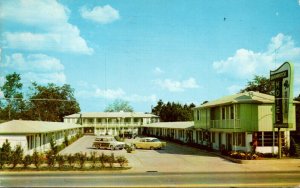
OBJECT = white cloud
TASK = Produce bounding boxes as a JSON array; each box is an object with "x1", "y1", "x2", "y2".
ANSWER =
[
  {"x1": 213, "y1": 33, "x2": 300, "y2": 79},
  {"x1": 80, "y1": 5, "x2": 120, "y2": 24},
  {"x1": 0, "y1": 0, "x2": 93, "y2": 54},
  {"x1": 1, "y1": 53, "x2": 66, "y2": 84},
  {"x1": 227, "y1": 85, "x2": 242, "y2": 94},
  {"x1": 95, "y1": 88, "x2": 125, "y2": 99},
  {"x1": 153, "y1": 67, "x2": 164, "y2": 75},
  {"x1": 154, "y1": 77, "x2": 199, "y2": 92},
  {"x1": 77, "y1": 87, "x2": 157, "y2": 103}
]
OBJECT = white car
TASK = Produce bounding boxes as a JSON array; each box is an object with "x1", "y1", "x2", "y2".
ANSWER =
[{"x1": 92, "y1": 135, "x2": 125, "y2": 150}]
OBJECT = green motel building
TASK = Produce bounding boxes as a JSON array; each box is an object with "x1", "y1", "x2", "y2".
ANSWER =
[{"x1": 193, "y1": 91, "x2": 297, "y2": 154}]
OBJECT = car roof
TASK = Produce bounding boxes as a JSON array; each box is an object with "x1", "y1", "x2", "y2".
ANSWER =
[{"x1": 142, "y1": 137, "x2": 158, "y2": 140}]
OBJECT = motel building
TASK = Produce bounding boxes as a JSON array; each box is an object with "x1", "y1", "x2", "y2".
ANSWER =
[
  {"x1": 193, "y1": 91, "x2": 297, "y2": 154},
  {"x1": 142, "y1": 91, "x2": 297, "y2": 154},
  {"x1": 0, "y1": 120, "x2": 82, "y2": 155},
  {"x1": 63, "y1": 112, "x2": 160, "y2": 136}
]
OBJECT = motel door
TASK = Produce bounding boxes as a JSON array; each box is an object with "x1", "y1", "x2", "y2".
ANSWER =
[
  {"x1": 219, "y1": 133, "x2": 222, "y2": 150},
  {"x1": 226, "y1": 133, "x2": 232, "y2": 151}
]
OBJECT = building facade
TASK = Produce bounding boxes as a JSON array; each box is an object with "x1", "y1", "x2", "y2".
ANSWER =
[
  {"x1": 64, "y1": 112, "x2": 159, "y2": 136},
  {"x1": 193, "y1": 91, "x2": 296, "y2": 154},
  {"x1": 0, "y1": 120, "x2": 82, "y2": 155}
]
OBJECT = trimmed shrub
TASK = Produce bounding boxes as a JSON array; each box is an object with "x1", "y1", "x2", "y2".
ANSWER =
[
  {"x1": 0, "y1": 139, "x2": 12, "y2": 168},
  {"x1": 45, "y1": 150, "x2": 56, "y2": 168},
  {"x1": 116, "y1": 156, "x2": 128, "y2": 167},
  {"x1": 64, "y1": 135, "x2": 69, "y2": 147},
  {"x1": 108, "y1": 153, "x2": 115, "y2": 168},
  {"x1": 56, "y1": 155, "x2": 65, "y2": 169},
  {"x1": 99, "y1": 153, "x2": 107, "y2": 168},
  {"x1": 75, "y1": 152, "x2": 87, "y2": 169},
  {"x1": 67, "y1": 154, "x2": 76, "y2": 168},
  {"x1": 10, "y1": 145, "x2": 24, "y2": 169},
  {"x1": 89, "y1": 151, "x2": 97, "y2": 168},
  {"x1": 22, "y1": 155, "x2": 32, "y2": 169},
  {"x1": 32, "y1": 151, "x2": 43, "y2": 169}
]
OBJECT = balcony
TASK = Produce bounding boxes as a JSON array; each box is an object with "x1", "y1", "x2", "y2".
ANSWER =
[
  {"x1": 210, "y1": 119, "x2": 241, "y2": 129},
  {"x1": 82, "y1": 122, "x2": 143, "y2": 128}
]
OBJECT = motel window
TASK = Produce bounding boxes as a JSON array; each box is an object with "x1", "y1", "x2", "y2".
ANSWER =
[
  {"x1": 256, "y1": 132, "x2": 285, "y2": 147},
  {"x1": 230, "y1": 106, "x2": 234, "y2": 119},
  {"x1": 222, "y1": 107, "x2": 226, "y2": 120},
  {"x1": 197, "y1": 110, "x2": 200, "y2": 121},
  {"x1": 233, "y1": 133, "x2": 245, "y2": 147}
]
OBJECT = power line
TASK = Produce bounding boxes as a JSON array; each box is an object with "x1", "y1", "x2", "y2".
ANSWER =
[{"x1": 0, "y1": 97, "x2": 77, "y2": 102}]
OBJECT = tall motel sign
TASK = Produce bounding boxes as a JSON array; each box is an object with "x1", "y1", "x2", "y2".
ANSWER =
[{"x1": 270, "y1": 62, "x2": 294, "y2": 159}]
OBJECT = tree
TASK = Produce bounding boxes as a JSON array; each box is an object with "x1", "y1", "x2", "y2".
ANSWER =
[
  {"x1": 28, "y1": 82, "x2": 80, "y2": 121},
  {"x1": 0, "y1": 72, "x2": 24, "y2": 120},
  {"x1": 104, "y1": 99, "x2": 133, "y2": 112},
  {"x1": 240, "y1": 75, "x2": 274, "y2": 95},
  {"x1": 152, "y1": 100, "x2": 195, "y2": 122}
]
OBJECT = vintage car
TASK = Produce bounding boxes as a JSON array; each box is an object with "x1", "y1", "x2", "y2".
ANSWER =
[
  {"x1": 133, "y1": 137, "x2": 166, "y2": 150},
  {"x1": 92, "y1": 135, "x2": 125, "y2": 150}
]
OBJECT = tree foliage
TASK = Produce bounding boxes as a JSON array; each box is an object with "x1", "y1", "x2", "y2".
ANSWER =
[
  {"x1": 28, "y1": 82, "x2": 80, "y2": 121},
  {"x1": 151, "y1": 100, "x2": 195, "y2": 122},
  {"x1": 0, "y1": 72, "x2": 81, "y2": 121},
  {"x1": 104, "y1": 99, "x2": 133, "y2": 112},
  {"x1": 0, "y1": 72, "x2": 24, "y2": 120},
  {"x1": 240, "y1": 75, "x2": 274, "y2": 95}
]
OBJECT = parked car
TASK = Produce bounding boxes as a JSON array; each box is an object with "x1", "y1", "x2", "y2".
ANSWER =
[
  {"x1": 133, "y1": 137, "x2": 166, "y2": 150},
  {"x1": 92, "y1": 135, "x2": 125, "y2": 150}
]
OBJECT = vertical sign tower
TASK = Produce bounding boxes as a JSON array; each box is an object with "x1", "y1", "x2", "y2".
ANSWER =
[{"x1": 270, "y1": 62, "x2": 294, "y2": 158}]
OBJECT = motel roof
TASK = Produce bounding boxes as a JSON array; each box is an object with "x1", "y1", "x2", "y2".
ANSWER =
[
  {"x1": 142, "y1": 121, "x2": 194, "y2": 129},
  {"x1": 194, "y1": 91, "x2": 276, "y2": 109},
  {"x1": 0, "y1": 120, "x2": 82, "y2": 135},
  {"x1": 64, "y1": 112, "x2": 159, "y2": 119}
]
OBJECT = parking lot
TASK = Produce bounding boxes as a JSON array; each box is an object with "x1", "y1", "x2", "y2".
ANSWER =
[{"x1": 60, "y1": 135, "x2": 244, "y2": 172}]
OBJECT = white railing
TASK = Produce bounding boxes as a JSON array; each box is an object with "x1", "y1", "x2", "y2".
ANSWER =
[
  {"x1": 82, "y1": 122, "x2": 143, "y2": 128},
  {"x1": 210, "y1": 119, "x2": 241, "y2": 129}
]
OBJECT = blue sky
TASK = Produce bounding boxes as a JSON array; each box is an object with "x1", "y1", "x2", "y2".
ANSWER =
[{"x1": 1, "y1": 0, "x2": 300, "y2": 112}]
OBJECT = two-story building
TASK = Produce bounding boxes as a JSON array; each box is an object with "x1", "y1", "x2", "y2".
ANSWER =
[
  {"x1": 64, "y1": 112, "x2": 159, "y2": 136},
  {"x1": 193, "y1": 91, "x2": 296, "y2": 154}
]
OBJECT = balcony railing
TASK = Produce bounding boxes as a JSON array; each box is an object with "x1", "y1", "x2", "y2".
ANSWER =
[
  {"x1": 210, "y1": 119, "x2": 241, "y2": 129},
  {"x1": 82, "y1": 122, "x2": 143, "y2": 128}
]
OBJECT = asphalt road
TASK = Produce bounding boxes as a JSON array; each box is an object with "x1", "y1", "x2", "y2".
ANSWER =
[{"x1": 1, "y1": 172, "x2": 300, "y2": 187}]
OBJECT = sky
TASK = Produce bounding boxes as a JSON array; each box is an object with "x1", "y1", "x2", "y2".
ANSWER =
[{"x1": 1, "y1": 0, "x2": 300, "y2": 113}]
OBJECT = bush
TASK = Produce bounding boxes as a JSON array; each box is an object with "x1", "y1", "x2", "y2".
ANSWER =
[
  {"x1": 46, "y1": 150, "x2": 56, "y2": 168},
  {"x1": 89, "y1": 151, "x2": 97, "y2": 168},
  {"x1": 108, "y1": 153, "x2": 115, "y2": 168},
  {"x1": 56, "y1": 155, "x2": 65, "y2": 169},
  {"x1": 10, "y1": 145, "x2": 24, "y2": 169},
  {"x1": 116, "y1": 156, "x2": 128, "y2": 167},
  {"x1": 23, "y1": 155, "x2": 32, "y2": 168},
  {"x1": 75, "y1": 152, "x2": 87, "y2": 169},
  {"x1": 0, "y1": 139, "x2": 12, "y2": 168},
  {"x1": 32, "y1": 151, "x2": 43, "y2": 169},
  {"x1": 67, "y1": 154, "x2": 76, "y2": 168},
  {"x1": 64, "y1": 135, "x2": 69, "y2": 147},
  {"x1": 124, "y1": 144, "x2": 133, "y2": 153},
  {"x1": 99, "y1": 153, "x2": 107, "y2": 168},
  {"x1": 50, "y1": 137, "x2": 58, "y2": 155}
]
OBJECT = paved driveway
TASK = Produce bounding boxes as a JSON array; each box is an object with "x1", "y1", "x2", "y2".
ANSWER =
[{"x1": 60, "y1": 135, "x2": 245, "y2": 172}]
